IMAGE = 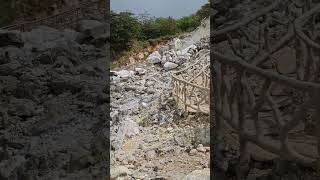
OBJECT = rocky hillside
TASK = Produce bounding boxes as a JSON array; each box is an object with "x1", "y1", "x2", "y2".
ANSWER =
[
  {"x1": 110, "y1": 19, "x2": 210, "y2": 179},
  {"x1": 0, "y1": 19, "x2": 108, "y2": 179}
]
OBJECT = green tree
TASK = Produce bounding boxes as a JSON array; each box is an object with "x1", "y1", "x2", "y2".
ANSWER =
[
  {"x1": 176, "y1": 15, "x2": 200, "y2": 32},
  {"x1": 0, "y1": 0, "x2": 16, "y2": 26},
  {"x1": 111, "y1": 11, "x2": 144, "y2": 53},
  {"x1": 152, "y1": 17, "x2": 177, "y2": 36},
  {"x1": 195, "y1": 3, "x2": 210, "y2": 20}
]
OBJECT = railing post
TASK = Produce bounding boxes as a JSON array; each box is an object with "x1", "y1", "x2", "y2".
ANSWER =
[
  {"x1": 314, "y1": 91, "x2": 320, "y2": 176},
  {"x1": 184, "y1": 83, "x2": 187, "y2": 112},
  {"x1": 212, "y1": 60, "x2": 229, "y2": 180}
]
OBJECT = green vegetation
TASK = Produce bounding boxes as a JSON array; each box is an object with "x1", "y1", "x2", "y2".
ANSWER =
[
  {"x1": 111, "y1": 2, "x2": 210, "y2": 64},
  {"x1": 0, "y1": 0, "x2": 16, "y2": 26}
]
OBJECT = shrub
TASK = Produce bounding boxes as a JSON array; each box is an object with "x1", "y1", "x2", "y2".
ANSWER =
[
  {"x1": 176, "y1": 16, "x2": 200, "y2": 32},
  {"x1": 0, "y1": 0, "x2": 16, "y2": 26}
]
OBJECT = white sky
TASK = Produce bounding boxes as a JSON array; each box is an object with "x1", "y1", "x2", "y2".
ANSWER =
[{"x1": 111, "y1": 0, "x2": 208, "y2": 19}]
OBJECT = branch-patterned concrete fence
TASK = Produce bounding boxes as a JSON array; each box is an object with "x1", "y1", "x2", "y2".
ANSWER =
[
  {"x1": 172, "y1": 49, "x2": 210, "y2": 114},
  {"x1": 1, "y1": 0, "x2": 106, "y2": 32},
  {"x1": 212, "y1": 0, "x2": 320, "y2": 178}
]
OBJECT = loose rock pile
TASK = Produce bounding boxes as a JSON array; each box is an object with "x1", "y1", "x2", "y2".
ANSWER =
[
  {"x1": 146, "y1": 38, "x2": 198, "y2": 70},
  {"x1": 110, "y1": 19, "x2": 210, "y2": 179},
  {"x1": 0, "y1": 20, "x2": 108, "y2": 179}
]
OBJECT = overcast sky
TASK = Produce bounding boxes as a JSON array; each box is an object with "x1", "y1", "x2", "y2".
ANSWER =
[{"x1": 111, "y1": 0, "x2": 208, "y2": 19}]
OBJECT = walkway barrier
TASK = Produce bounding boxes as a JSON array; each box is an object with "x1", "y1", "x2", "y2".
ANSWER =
[
  {"x1": 172, "y1": 49, "x2": 210, "y2": 114},
  {"x1": 212, "y1": 1, "x2": 320, "y2": 178},
  {"x1": 1, "y1": 0, "x2": 106, "y2": 32}
]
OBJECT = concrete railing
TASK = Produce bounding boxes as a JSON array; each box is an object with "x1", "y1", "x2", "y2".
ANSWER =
[
  {"x1": 172, "y1": 49, "x2": 210, "y2": 114},
  {"x1": 212, "y1": 1, "x2": 320, "y2": 178}
]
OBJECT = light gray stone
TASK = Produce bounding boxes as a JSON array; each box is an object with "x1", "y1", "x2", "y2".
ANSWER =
[
  {"x1": 164, "y1": 62, "x2": 178, "y2": 70},
  {"x1": 184, "y1": 168, "x2": 210, "y2": 180},
  {"x1": 111, "y1": 166, "x2": 131, "y2": 179},
  {"x1": 147, "y1": 51, "x2": 162, "y2": 64},
  {"x1": 116, "y1": 70, "x2": 135, "y2": 79}
]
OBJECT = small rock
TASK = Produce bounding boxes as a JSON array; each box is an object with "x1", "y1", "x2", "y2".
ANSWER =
[
  {"x1": 167, "y1": 127, "x2": 173, "y2": 132},
  {"x1": 163, "y1": 62, "x2": 178, "y2": 70},
  {"x1": 196, "y1": 144, "x2": 207, "y2": 153},
  {"x1": 174, "y1": 38, "x2": 182, "y2": 51},
  {"x1": 111, "y1": 166, "x2": 131, "y2": 179},
  {"x1": 197, "y1": 147, "x2": 207, "y2": 153},
  {"x1": 184, "y1": 168, "x2": 210, "y2": 180},
  {"x1": 145, "y1": 150, "x2": 156, "y2": 161},
  {"x1": 189, "y1": 149, "x2": 198, "y2": 156},
  {"x1": 116, "y1": 70, "x2": 135, "y2": 79},
  {"x1": 134, "y1": 68, "x2": 146, "y2": 75}
]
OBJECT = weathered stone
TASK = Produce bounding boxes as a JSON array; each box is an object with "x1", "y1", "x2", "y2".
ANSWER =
[
  {"x1": 116, "y1": 70, "x2": 135, "y2": 79},
  {"x1": 189, "y1": 149, "x2": 198, "y2": 156},
  {"x1": 8, "y1": 98, "x2": 36, "y2": 119},
  {"x1": 147, "y1": 51, "x2": 162, "y2": 64},
  {"x1": 0, "y1": 30, "x2": 24, "y2": 48},
  {"x1": 134, "y1": 68, "x2": 146, "y2": 75},
  {"x1": 111, "y1": 166, "x2": 131, "y2": 180},
  {"x1": 145, "y1": 150, "x2": 157, "y2": 161},
  {"x1": 174, "y1": 38, "x2": 183, "y2": 51},
  {"x1": 77, "y1": 20, "x2": 107, "y2": 38},
  {"x1": 164, "y1": 62, "x2": 178, "y2": 70},
  {"x1": 184, "y1": 168, "x2": 210, "y2": 180},
  {"x1": 0, "y1": 155, "x2": 26, "y2": 179}
]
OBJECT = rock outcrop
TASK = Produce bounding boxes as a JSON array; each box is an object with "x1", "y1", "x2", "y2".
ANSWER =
[{"x1": 0, "y1": 21, "x2": 108, "y2": 179}]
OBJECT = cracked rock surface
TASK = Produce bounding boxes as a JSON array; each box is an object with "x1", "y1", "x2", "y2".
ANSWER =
[{"x1": 0, "y1": 21, "x2": 109, "y2": 179}]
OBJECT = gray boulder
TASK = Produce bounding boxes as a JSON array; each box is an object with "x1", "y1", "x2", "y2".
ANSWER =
[
  {"x1": 147, "y1": 51, "x2": 162, "y2": 64},
  {"x1": 0, "y1": 155, "x2": 26, "y2": 179},
  {"x1": 8, "y1": 98, "x2": 36, "y2": 119},
  {"x1": 181, "y1": 44, "x2": 197, "y2": 55},
  {"x1": 158, "y1": 45, "x2": 169, "y2": 56},
  {"x1": 22, "y1": 26, "x2": 62, "y2": 44},
  {"x1": 0, "y1": 30, "x2": 24, "y2": 48},
  {"x1": 77, "y1": 20, "x2": 107, "y2": 38}
]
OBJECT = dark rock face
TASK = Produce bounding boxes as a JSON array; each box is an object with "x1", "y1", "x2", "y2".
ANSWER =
[
  {"x1": 0, "y1": 30, "x2": 24, "y2": 48},
  {"x1": 0, "y1": 22, "x2": 109, "y2": 179},
  {"x1": 76, "y1": 20, "x2": 108, "y2": 48}
]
